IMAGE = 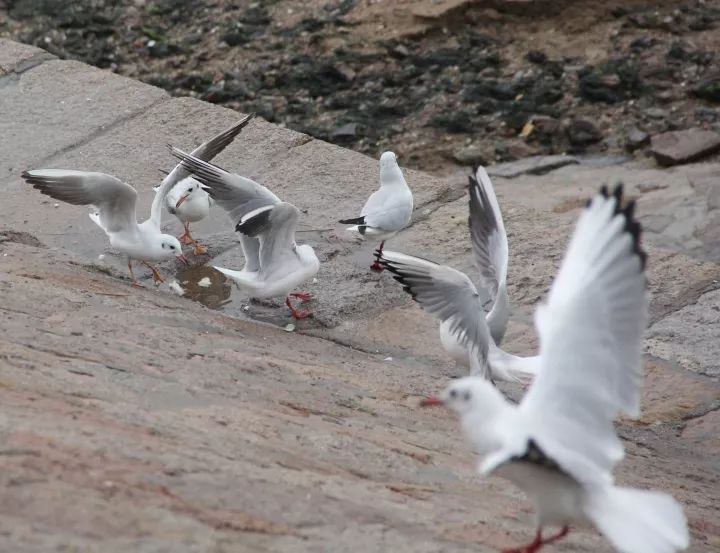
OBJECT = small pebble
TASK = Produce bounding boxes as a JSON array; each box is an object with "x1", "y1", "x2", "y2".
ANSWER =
[
  {"x1": 198, "y1": 277, "x2": 211, "y2": 287},
  {"x1": 284, "y1": 323, "x2": 296, "y2": 332}
]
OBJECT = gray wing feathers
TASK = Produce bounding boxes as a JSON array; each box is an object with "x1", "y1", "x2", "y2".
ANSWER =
[
  {"x1": 379, "y1": 251, "x2": 490, "y2": 365},
  {"x1": 151, "y1": 114, "x2": 255, "y2": 227},
  {"x1": 169, "y1": 147, "x2": 280, "y2": 224},
  {"x1": 361, "y1": 186, "x2": 413, "y2": 231},
  {"x1": 468, "y1": 167, "x2": 508, "y2": 301},
  {"x1": 22, "y1": 169, "x2": 137, "y2": 233}
]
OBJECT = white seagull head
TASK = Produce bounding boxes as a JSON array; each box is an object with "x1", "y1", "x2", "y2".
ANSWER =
[
  {"x1": 156, "y1": 234, "x2": 189, "y2": 264},
  {"x1": 172, "y1": 177, "x2": 207, "y2": 210},
  {"x1": 421, "y1": 376, "x2": 506, "y2": 417}
]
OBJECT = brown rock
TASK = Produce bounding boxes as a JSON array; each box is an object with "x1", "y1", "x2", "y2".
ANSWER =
[{"x1": 651, "y1": 128, "x2": 720, "y2": 166}]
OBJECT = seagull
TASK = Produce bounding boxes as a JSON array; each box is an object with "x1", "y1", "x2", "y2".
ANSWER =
[
  {"x1": 21, "y1": 164, "x2": 191, "y2": 287},
  {"x1": 156, "y1": 114, "x2": 255, "y2": 256},
  {"x1": 338, "y1": 151, "x2": 413, "y2": 271},
  {"x1": 378, "y1": 167, "x2": 539, "y2": 382},
  {"x1": 421, "y1": 185, "x2": 690, "y2": 553},
  {"x1": 169, "y1": 147, "x2": 320, "y2": 319}
]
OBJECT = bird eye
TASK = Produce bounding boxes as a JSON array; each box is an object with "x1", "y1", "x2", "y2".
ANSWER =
[
  {"x1": 187, "y1": 187, "x2": 193, "y2": 192},
  {"x1": 162, "y1": 243, "x2": 166, "y2": 249},
  {"x1": 170, "y1": 245, "x2": 176, "y2": 250},
  {"x1": 463, "y1": 391, "x2": 472, "y2": 401},
  {"x1": 449, "y1": 389, "x2": 457, "y2": 399}
]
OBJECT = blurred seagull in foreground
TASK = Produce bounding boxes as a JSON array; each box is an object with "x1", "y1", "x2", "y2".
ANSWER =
[
  {"x1": 155, "y1": 113, "x2": 255, "y2": 255},
  {"x1": 338, "y1": 151, "x2": 413, "y2": 271},
  {"x1": 22, "y1": 164, "x2": 191, "y2": 287},
  {"x1": 170, "y1": 148, "x2": 320, "y2": 319},
  {"x1": 421, "y1": 185, "x2": 689, "y2": 553},
  {"x1": 379, "y1": 167, "x2": 539, "y2": 382}
]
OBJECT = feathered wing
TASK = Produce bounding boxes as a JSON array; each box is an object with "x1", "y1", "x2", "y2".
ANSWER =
[
  {"x1": 22, "y1": 170, "x2": 138, "y2": 235},
  {"x1": 468, "y1": 167, "x2": 510, "y2": 343},
  {"x1": 378, "y1": 250, "x2": 491, "y2": 371},
  {"x1": 517, "y1": 185, "x2": 648, "y2": 484},
  {"x1": 169, "y1": 147, "x2": 280, "y2": 225},
  {"x1": 361, "y1": 185, "x2": 413, "y2": 232},
  {"x1": 235, "y1": 203, "x2": 300, "y2": 275},
  {"x1": 150, "y1": 114, "x2": 255, "y2": 228}
]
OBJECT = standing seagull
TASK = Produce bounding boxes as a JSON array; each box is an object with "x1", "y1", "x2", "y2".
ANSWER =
[
  {"x1": 169, "y1": 148, "x2": 320, "y2": 319},
  {"x1": 421, "y1": 186, "x2": 689, "y2": 553},
  {"x1": 21, "y1": 167, "x2": 189, "y2": 287},
  {"x1": 378, "y1": 167, "x2": 538, "y2": 381},
  {"x1": 156, "y1": 113, "x2": 255, "y2": 256},
  {"x1": 339, "y1": 151, "x2": 413, "y2": 271}
]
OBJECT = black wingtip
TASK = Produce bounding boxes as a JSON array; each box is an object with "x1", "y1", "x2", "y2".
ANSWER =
[
  {"x1": 236, "y1": 207, "x2": 273, "y2": 237},
  {"x1": 338, "y1": 216, "x2": 365, "y2": 225},
  {"x1": 593, "y1": 182, "x2": 646, "y2": 271}
]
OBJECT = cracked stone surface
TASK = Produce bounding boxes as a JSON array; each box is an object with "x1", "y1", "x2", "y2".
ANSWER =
[{"x1": 0, "y1": 41, "x2": 719, "y2": 552}]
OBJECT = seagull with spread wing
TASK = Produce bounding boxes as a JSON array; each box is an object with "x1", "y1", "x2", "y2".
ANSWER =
[
  {"x1": 169, "y1": 148, "x2": 320, "y2": 319},
  {"x1": 421, "y1": 185, "x2": 689, "y2": 553},
  {"x1": 338, "y1": 151, "x2": 413, "y2": 271},
  {"x1": 156, "y1": 114, "x2": 255, "y2": 255},
  {"x1": 378, "y1": 167, "x2": 538, "y2": 381},
  {"x1": 21, "y1": 161, "x2": 191, "y2": 287}
]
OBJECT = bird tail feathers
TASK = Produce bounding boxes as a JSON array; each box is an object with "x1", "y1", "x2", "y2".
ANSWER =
[
  {"x1": 487, "y1": 345, "x2": 539, "y2": 382},
  {"x1": 585, "y1": 485, "x2": 689, "y2": 553}
]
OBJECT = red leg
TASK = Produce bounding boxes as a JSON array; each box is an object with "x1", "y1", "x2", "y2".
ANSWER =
[
  {"x1": 501, "y1": 527, "x2": 569, "y2": 553},
  {"x1": 178, "y1": 223, "x2": 194, "y2": 245},
  {"x1": 142, "y1": 261, "x2": 165, "y2": 284},
  {"x1": 370, "y1": 240, "x2": 386, "y2": 271},
  {"x1": 290, "y1": 292, "x2": 314, "y2": 303},
  {"x1": 286, "y1": 297, "x2": 313, "y2": 319}
]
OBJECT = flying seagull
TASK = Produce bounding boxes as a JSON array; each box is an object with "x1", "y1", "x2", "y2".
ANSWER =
[
  {"x1": 378, "y1": 167, "x2": 538, "y2": 381},
  {"x1": 169, "y1": 148, "x2": 320, "y2": 319},
  {"x1": 338, "y1": 151, "x2": 413, "y2": 271},
  {"x1": 421, "y1": 185, "x2": 689, "y2": 553},
  {"x1": 22, "y1": 165, "x2": 190, "y2": 287}
]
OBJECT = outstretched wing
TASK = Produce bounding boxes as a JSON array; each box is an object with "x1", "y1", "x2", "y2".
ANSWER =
[
  {"x1": 379, "y1": 250, "x2": 491, "y2": 370},
  {"x1": 22, "y1": 169, "x2": 138, "y2": 234},
  {"x1": 169, "y1": 147, "x2": 280, "y2": 225},
  {"x1": 469, "y1": 166, "x2": 508, "y2": 299},
  {"x1": 468, "y1": 167, "x2": 510, "y2": 343},
  {"x1": 150, "y1": 114, "x2": 255, "y2": 228},
  {"x1": 518, "y1": 185, "x2": 648, "y2": 483},
  {"x1": 236, "y1": 203, "x2": 300, "y2": 274}
]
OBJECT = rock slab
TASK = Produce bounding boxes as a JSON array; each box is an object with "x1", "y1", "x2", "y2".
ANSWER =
[{"x1": 651, "y1": 128, "x2": 720, "y2": 166}]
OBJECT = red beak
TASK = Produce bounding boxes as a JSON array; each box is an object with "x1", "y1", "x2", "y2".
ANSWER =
[
  {"x1": 177, "y1": 254, "x2": 190, "y2": 266},
  {"x1": 420, "y1": 396, "x2": 443, "y2": 407},
  {"x1": 175, "y1": 194, "x2": 189, "y2": 209}
]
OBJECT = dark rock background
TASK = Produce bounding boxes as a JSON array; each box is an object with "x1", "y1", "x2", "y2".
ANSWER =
[{"x1": 2, "y1": 0, "x2": 720, "y2": 172}]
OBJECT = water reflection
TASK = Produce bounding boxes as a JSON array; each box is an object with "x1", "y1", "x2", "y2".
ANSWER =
[{"x1": 174, "y1": 263, "x2": 232, "y2": 310}]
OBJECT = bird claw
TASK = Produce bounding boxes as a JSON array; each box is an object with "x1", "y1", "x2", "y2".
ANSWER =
[
  {"x1": 502, "y1": 527, "x2": 570, "y2": 553},
  {"x1": 290, "y1": 292, "x2": 313, "y2": 303},
  {"x1": 193, "y1": 244, "x2": 208, "y2": 256},
  {"x1": 291, "y1": 309, "x2": 313, "y2": 320},
  {"x1": 286, "y1": 296, "x2": 313, "y2": 319},
  {"x1": 131, "y1": 281, "x2": 145, "y2": 289},
  {"x1": 178, "y1": 231, "x2": 194, "y2": 245},
  {"x1": 370, "y1": 262, "x2": 385, "y2": 272}
]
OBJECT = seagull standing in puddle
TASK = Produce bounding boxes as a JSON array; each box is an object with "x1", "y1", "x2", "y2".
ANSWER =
[{"x1": 156, "y1": 113, "x2": 255, "y2": 256}]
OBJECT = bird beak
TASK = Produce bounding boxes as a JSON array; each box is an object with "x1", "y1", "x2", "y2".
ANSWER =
[
  {"x1": 175, "y1": 194, "x2": 190, "y2": 209},
  {"x1": 177, "y1": 254, "x2": 190, "y2": 266},
  {"x1": 420, "y1": 396, "x2": 443, "y2": 407}
]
